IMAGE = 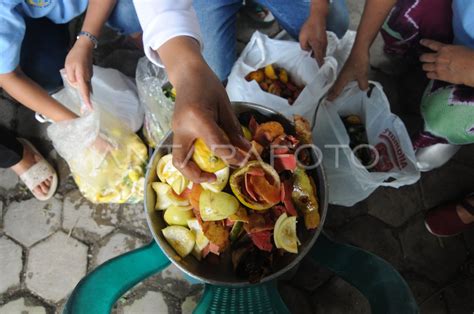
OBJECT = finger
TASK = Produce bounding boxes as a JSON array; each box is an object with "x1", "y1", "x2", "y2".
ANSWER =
[
  {"x1": 299, "y1": 36, "x2": 311, "y2": 51},
  {"x1": 65, "y1": 64, "x2": 76, "y2": 82},
  {"x1": 357, "y1": 76, "x2": 370, "y2": 91},
  {"x1": 426, "y1": 71, "x2": 439, "y2": 81},
  {"x1": 419, "y1": 53, "x2": 437, "y2": 63},
  {"x1": 313, "y1": 44, "x2": 325, "y2": 67},
  {"x1": 422, "y1": 63, "x2": 437, "y2": 72},
  {"x1": 172, "y1": 134, "x2": 216, "y2": 183},
  {"x1": 200, "y1": 121, "x2": 247, "y2": 167},
  {"x1": 420, "y1": 39, "x2": 444, "y2": 52},
  {"x1": 77, "y1": 78, "x2": 92, "y2": 109},
  {"x1": 219, "y1": 100, "x2": 252, "y2": 152}
]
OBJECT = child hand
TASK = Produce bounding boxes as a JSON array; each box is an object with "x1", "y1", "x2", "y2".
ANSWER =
[
  {"x1": 65, "y1": 38, "x2": 94, "y2": 109},
  {"x1": 420, "y1": 40, "x2": 474, "y2": 87}
]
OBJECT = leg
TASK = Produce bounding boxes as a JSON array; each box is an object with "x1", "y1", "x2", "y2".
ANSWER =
[
  {"x1": 381, "y1": 0, "x2": 453, "y2": 55},
  {"x1": 193, "y1": 0, "x2": 243, "y2": 81},
  {"x1": 257, "y1": 0, "x2": 349, "y2": 39},
  {"x1": 20, "y1": 17, "x2": 70, "y2": 93},
  {"x1": 0, "y1": 128, "x2": 23, "y2": 169},
  {"x1": 107, "y1": 0, "x2": 142, "y2": 35},
  {"x1": 420, "y1": 81, "x2": 474, "y2": 145}
]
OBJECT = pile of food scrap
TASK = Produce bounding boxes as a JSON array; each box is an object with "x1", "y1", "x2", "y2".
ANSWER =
[
  {"x1": 341, "y1": 115, "x2": 374, "y2": 168},
  {"x1": 153, "y1": 112, "x2": 320, "y2": 282},
  {"x1": 246, "y1": 64, "x2": 304, "y2": 105}
]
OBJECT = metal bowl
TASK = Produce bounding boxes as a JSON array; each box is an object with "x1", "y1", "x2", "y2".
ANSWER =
[{"x1": 144, "y1": 102, "x2": 328, "y2": 287}]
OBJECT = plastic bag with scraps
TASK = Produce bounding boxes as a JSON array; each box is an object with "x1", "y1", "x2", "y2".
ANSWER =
[
  {"x1": 135, "y1": 57, "x2": 174, "y2": 147},
  {"x1": 226, "y1": 31, "x2": 346, "y2": 127},
  {"x1": 313, "y1": 82, "x2": 420, "y2": 206},
  {"x1": 49, "y1": 70, "x2": 148, "y2": 204}
]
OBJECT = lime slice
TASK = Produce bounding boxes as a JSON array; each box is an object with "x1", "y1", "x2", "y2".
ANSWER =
[
  {"x1": 187, "y1": 219, "x2": 210, "y2": 260},
  {"x1": 273, "y1": 213, "x2": 288, "y2": 248},
  {"x1": 274, "y1": 214, "x2": 299, "y2": 253},
  {"x1": 157, "y1": 154, "x2": 173, "y2": 183},
  {"x1": 201, "y1": 167, "x2": 229, "y2": 193},
  {"x1": 152, "y1": 182, "x2": 189, "y2": 210},
  {"x1": 164, "y1": 207, "x2": 194, "y2": 226},
  {"x1": 162, "y1": 226, "x2": 195, "y2": 258},
  {"x1": 199, "y1": 190, "x2": 239, "y2": 221},
  {"x1": 157, "y1": 154, "x2": 189, "y2": 195}
]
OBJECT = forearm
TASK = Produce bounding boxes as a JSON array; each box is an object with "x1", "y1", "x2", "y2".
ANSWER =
[
  {"x1": 310, "y1": 0, "x2": 330, "y2": 21},
  {"x1": 157, "y1": 36, "x2": 207, "y2": 89},
  {"x1": 81, "y1": 0, "x2": 116, "y2": 38},
  {"x1": 352, "y1": 0, "x2": 396, "y2": 52},
  {"x1": 0, "y1": 69, "x2": 76, "y2": 122}
]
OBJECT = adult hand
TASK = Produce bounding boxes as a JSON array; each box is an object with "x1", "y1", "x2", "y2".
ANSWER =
[
  {"x1": 65, "y1": 38, "x2": 94, "y2": 109},
  {"x1": 171, "y1": 62, "x2": 251, "y2": 183},
  {"x1": 327, "y1": 49, "x2": 370, "y2": 100},
  {"x1": 420, "y1": 39, "x2": 474, "y2": 87},
  {"x1": 299, "y1": 16, "x2": 327, "y2": 67}
]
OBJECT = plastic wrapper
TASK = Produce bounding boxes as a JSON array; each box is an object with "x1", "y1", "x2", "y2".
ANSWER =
[
  {"x1": 136, "y1": 57, "x2": 174, "y2": 147},
  {"x1": 49, "y1": 71, "x2": 148, "y2": 204}
]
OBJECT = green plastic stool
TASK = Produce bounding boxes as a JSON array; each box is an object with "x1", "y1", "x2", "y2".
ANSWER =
[{"x1": 63, "y1": 233, "x2": 418, "y2": 314}]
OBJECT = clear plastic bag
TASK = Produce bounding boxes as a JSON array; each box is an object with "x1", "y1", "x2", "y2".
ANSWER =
[
  {"x1": 48, "y1": 71, "x2": 148, "y2": 204},
  {"x1": 135, "y1": 57, "x2": 174, "y2": 147},
  {"x1": 52, "y1": 66, "x2": 144, "y2": 132}
]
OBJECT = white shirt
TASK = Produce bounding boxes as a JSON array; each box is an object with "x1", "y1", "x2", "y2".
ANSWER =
[{"x1": 132, "y1": 0, "x2": 203, "y2": 67}]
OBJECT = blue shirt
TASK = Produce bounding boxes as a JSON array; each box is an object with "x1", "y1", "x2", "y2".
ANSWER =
[
  {"x1": 0, "y1": 0, "x2": 88, "y2": 74},
  {"x1": 452, "y1": 0, "x2": 474, "y2": 49}
]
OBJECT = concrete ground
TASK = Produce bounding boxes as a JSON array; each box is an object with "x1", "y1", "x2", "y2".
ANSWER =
[{"x1": 1, "y1": 1, "x2": 474, "y2": 313}]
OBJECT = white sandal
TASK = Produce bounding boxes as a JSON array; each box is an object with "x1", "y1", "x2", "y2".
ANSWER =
[{"x1": 17, "y1": 138, "x2": 58, "y2": 201}]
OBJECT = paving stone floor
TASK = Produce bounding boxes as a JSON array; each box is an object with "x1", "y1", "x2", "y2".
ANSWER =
[{"x1": 1, "y1": 1, "x2": 474, "y2": 313}]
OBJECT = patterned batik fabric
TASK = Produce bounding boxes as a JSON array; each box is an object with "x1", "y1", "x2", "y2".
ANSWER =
[
  {"x1": 420, "y1": 81, "x2": 474, "y2": 145},
  {"x1": 380, "y1": 0, "x2": 454, "y2": 56}
]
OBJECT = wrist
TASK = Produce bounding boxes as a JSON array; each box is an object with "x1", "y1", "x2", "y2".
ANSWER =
[
  {"x1": 76, "y1": 31, "x2": 98, "y2": 49},
  {"x1": 75, "y1": 35, "x2": 95, "y2": 50},
  {"x1": 158, "y1": 36, "x2": 206, "y2": 86}
]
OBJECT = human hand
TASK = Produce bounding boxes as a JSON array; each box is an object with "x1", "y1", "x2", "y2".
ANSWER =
[
  {"x1": 299, "y1": 16, "x2": 328, "y2": 67},
  {"x1": 171, "y1": 62, "x2": 251, "y2": 183},
  {"x1": 327, "y1": 49, "x2": 370, "y2": 100},
  {"x1": 420, "y1": 39, "x2": 474, "y2": 87},
  {"x1": 65, "y1": 38, "x2": 94, "y2": 109}
]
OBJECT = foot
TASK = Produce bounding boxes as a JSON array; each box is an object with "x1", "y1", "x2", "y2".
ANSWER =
[
  {"x1": 10, "y1": 140, "x2": 53, "y2": 198},
  {"x1": 425, "y1": 194, "x2": 474, "y2": 237}
]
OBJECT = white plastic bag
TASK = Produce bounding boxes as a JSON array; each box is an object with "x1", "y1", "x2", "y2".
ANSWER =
[
  {"x1": 52, "y1": 66, "x2": 144, "y2": 132},
  {"x1": 135, "y1": 57, "x2": 174, "y2": 147},
  {"x1": 313, "y1": 82, "x2": 420, "y2": 206},
  {"x1": 226, "y1": 31, "x2": 338, "y2": 126}
]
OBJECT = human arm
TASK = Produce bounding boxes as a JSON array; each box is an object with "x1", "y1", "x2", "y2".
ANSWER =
[
  {"x1": 419, "y1": 40, "x2": 474, "y2": 87},
  {"x1": 158, "y1": 37, "x2": 250, "y2": 182},
  {"x1": 65, "y1": 0, "x2": 117, "y2": 108},
  {"x1": 299, "y1": 0, "x2": 330, "y2": 66},
  {"x1": 0, "y1": 69, "x2": 76, "y2": 122},
  {"x1": 327, "y1": 0, "x2": 396, "y2": 100},
  {"x1": 133, "y1": 0, "x2": 250, "y2": 182}
]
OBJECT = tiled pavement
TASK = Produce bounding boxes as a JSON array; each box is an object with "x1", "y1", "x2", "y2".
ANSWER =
[{"x1": 1, "y1": 1, "x2": 474, "y2": 313}]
